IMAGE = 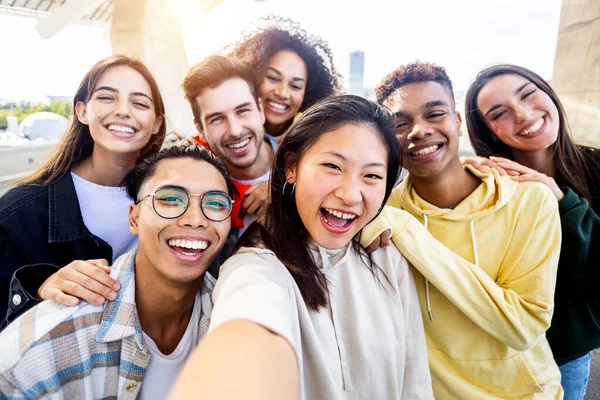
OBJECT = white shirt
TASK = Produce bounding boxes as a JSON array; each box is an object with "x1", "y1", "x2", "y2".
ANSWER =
[
  {"x1": 71, "y1": 172, "x2": 138, "y2": 261},
  {"x1": 210, "y1": 244, "x2": 434, "y2": 399},
  {"x1": 139, "y1": 292, "x2": 202, "y2": 400}
]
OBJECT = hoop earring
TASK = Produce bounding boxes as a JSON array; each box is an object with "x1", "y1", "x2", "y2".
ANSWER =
[{"x1": 282, "y1": 181, "x2": 296, "y2": 196}]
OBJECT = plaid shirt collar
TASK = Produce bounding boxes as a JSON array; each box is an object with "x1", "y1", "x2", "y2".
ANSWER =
[{"x1": 95, "y1": 250, "x2": 215, "y2": 352}]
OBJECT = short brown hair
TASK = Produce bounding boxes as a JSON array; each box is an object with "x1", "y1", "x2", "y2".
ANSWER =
[
  {"x1": 182, "y1": 55, "x2": 258, "y2": 123},
  {"x1": 376, "y1": 62, "x2": 455, "y2": 106}
]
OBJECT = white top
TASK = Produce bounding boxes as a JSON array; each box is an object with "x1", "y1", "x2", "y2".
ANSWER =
[
  {"x1": 139, "y1": 292, "x2": 202, "y2": 400},
  {"x1": 210, "y1": 244, "x2": 434, "y2": 399},
  {"x1": 71, "y1": 172, "x2": 138, "y2": 261},
  {"x1": 233, "y1": 135, "x2": 279, "y2": 232}
]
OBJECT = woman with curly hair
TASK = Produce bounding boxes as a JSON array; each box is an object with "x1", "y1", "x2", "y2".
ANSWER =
[{"x1": 227, "y1": 16, "x2": 342, "y2": 137}]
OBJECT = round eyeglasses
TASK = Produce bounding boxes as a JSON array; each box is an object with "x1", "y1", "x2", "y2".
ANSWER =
[{"x1": 136, "y1": 186, "x2": 234, "y2": 222}]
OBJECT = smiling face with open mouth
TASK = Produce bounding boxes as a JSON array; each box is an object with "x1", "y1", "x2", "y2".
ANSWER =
[
  {"x1": 75, "y1": 65, "x2": 163, "y2": 158},
  {"x1": 196, "y1": 78, "x2": 267, "y2": 170},
  {"x1": 259, "y1": 50, "x2": 307, "y2": 134},
  {"x1": 286, "y1": 123, "x2": 388, "y2": 250},
  {"x1": 385, "y1": 81, "x2": 462, "y2": 180},
  {"x1": 130, "y1": 157, "x2": 230, "y2": 284},
  {"x1": 476, "y1": 74, "x2": 559, "y2": 153}
]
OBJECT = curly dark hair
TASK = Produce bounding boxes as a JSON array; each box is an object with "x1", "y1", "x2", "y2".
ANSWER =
[
  {"x1": 376, "y1": 62, "x2": 455, "y2": 106},
  {"x1": 225, "y1": 16, "x2": 342, "y2": 113}
]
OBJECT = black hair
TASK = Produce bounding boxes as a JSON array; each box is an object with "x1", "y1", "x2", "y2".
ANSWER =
[
  {"x1": 376, "y1": 61, "x2": 455, "y2": 106},
  {"x1": 123, "y1": 145, "x2": 237, "y2": 201},
  {"x1": 235, "y1": 95, "x2": 401, "y2": 310}
]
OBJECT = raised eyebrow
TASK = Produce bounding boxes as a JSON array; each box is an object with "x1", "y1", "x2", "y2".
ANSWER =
[
  {"x1": 484, "y1": 83, "x2": 532, "y2": 117},
  {"x1": 515, "y1": 82, "x2": 531, "y2": 95},
  {"x1": 204, "y1": 111, "x2": 224, "y2": 121},
  {"x1": 365, "y1": 162, "x2": 387, "y2": 169},
  {"x1": 423, "y1": 100, "x2": 449, "y2": 109},
  {"x1": 235, "y1": 102, "x2": 253, "y2": 110},
  {"x1": 266, "y1": 67, "x2": 282, "y2": 76},
  {"x1": 93, "y1": 86, "x2": 153, "y2": 103},
  {"x1": 155, "y1": 185, "x2": 188, "y2": 193},
  {"x1": 267, "y1": 67, "x2": 306, "y2": 83},
  {"x1": 130, "y1": 92, "x2": 153, "y2": 103},
  {"x1": 324, "y1": 152, "x2": 386, "y2": 168},
  {"x1": 391, "y1": 111, "x2": 409, "y2": 120},
  {"x1": 93, "y1": 86, "x2": 118, "y2": 94}
]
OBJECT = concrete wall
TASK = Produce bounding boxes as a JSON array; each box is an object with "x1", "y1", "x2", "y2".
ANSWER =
[{"x1": 552, "y1": 0, "x2": 600, "y2": 146}]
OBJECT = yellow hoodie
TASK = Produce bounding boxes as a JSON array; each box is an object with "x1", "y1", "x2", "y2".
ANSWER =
[{"x1": 362, "y1": 166, "x2": 562, "y2": 399}]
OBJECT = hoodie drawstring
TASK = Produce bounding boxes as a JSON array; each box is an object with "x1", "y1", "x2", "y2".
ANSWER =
[
  {"x1": 422, "y1": 215, "x2": 478, "y2": 321},
  {"x1": 470, "y1": 219, "x2": 479, "y2": 268},
  {"x1": 423, "y1": 213, "x2": 434, "y2": 321}
]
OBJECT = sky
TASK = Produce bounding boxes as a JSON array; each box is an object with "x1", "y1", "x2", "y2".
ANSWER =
[{"x1": 0, "y1": 0, "x2": 563, "y2": 102}]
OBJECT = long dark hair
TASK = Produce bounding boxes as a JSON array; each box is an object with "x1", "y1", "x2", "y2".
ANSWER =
[
  {"x1": 18, "y1": 55, "x2": 166, "y2": 186},
  {"x1": 465, "y1": 64, "x2": 597, "y2": 202},
  {"x1": 226, "y1": 16, "x2": 342, "y2": 114},
  {"x1": 235, "y1": 95, "x2": 401, "y2": 310}
]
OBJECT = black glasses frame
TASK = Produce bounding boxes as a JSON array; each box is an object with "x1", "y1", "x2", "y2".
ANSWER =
[{"x1": 136, "y1": 187, "x2": 234, "y2": 222}]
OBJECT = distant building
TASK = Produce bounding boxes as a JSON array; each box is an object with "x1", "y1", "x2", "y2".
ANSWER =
[
  {"x1": 348, "y1": 51, "x2": 376, "y2": 101},
  {"x1": 42, "y1": 95, "x2": 73, "y2": 106},
  {"x1": 349, "y1": 51, "x2": 365, "y2": 92}
]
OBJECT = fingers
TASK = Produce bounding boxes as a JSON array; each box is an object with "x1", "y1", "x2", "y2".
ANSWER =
[
  {"x1": 461, "y1": 156, "x2": 506, "y2": 175},
  {"x1": 72, "y1": 263, "x2": 119, "y2": 299},
  {"x1": 366, "y1": 237, "x2": 381, "y2": 253},
  {"x1": 490, "y1": 157, "x2": 532, "y2": 175},
  {"x1": 510, "y1": 172, "x2": 545, "y2": 183},
  {"x1": 42, "y1": 287, "x2": 81, "y2": 307},
  {"x1": 380, "y1": 229, "x2": 392, "y2": 247},
  {"x1": 242, "y1": 184, "x2": 270, "y2": 216},
  {"x1": 39, "y1": 260, "x2": 119, "y2": 305},
  {"x1": 87, "y1": 259, "x2": 111, "y2": 274}
]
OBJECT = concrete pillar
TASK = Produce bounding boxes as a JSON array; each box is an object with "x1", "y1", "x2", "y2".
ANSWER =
[
  {"x1": 110, "y1": 0, "x2": 195, "y2": 136},
  {"x1": 552, "y1": 0, "x2": 600, "y2": 146}
]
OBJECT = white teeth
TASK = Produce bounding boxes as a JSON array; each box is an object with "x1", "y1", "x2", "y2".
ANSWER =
[
  {"x1": 268, "y1": 101, "x2": 288, "y2": 111},
  {"x1": 519, "y1": 117, "x2": 544, "y2": 136},
  {"x1": 324, "y1": 208, "x2": 356, "y2": 220},
  {"x1": 227, "y1": 138, "x2": 250, "y2": 149},
  {"x1": 107, "y1": 124, "x2": 135, "y2": 134},
  {"x1": 411, "y1": 144, "x2": 440, "y2": 157},
  {"x1": 168, "y1": 239, "x2": 208, "y2": 250}
]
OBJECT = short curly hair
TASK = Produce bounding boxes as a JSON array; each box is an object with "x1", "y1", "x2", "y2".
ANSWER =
[
  {"x1": 225, "y1": 16, "x2": 342, "y2": 112},
  {"x1": 376, "y1": 62, "x2": 455, "y2": 106}
]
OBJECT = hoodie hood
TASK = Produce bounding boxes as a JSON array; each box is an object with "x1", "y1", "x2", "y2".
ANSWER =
[{"x1": 393, "y1": 165, "x2": 518, "y2": 222}]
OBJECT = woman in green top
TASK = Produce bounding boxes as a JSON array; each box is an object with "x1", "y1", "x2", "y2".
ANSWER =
[{"x1": 464, "y1": 64, "x2": 600, "y2": 400}]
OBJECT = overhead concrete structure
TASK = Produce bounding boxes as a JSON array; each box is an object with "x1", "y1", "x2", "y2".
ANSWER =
[
  {"x1": 110, "y1": 0, "x2": 208, "y2": 136},
  {"x1": 0, "y1": 0, "x2": 225, "y2": 136},
  {"x1": 552, "y1": 0, "x2": 600, "y2": 146}
]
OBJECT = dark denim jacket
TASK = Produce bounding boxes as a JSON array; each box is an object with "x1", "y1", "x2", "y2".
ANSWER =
[{"x1": 0, "y1": 173, "x2": 112, "y2": 328}]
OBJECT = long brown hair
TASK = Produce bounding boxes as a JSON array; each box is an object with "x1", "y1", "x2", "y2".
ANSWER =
[
  {"x1": 465, "y1": 64, "x2": 597, "y2": 202},
  {"x1": 235, "y1": 95, "x2": 401, "y2": 310},
  {"x1": 18, "y1": 54, "x2": 166, "y2": 186}
]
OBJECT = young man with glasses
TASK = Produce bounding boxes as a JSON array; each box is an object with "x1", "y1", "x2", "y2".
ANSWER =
[{"x1": 0, "y1": 146, "x2": 235, "y2": 399}]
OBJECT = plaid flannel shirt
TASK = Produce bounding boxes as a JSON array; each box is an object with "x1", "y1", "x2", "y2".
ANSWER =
[{"x1": 0, "y1": 250, "x2": 215, "y2": 399}]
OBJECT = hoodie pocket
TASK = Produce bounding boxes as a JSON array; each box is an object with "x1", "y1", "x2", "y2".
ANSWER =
[{"x1": 432, "y1": 350, "x2": 546, "y2": 396}]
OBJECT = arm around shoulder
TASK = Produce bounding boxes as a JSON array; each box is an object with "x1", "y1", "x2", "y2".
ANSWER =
[{"x1": 388, "y1": 189, "x2": 561, "y2": 351}]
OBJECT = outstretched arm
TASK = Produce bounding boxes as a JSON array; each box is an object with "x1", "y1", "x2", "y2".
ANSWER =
[{"x1": 169, "y1": 319, "x2": 298, "y2": 400}]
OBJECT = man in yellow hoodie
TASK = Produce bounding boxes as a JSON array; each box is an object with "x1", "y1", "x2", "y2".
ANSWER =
[{"x1": 362, "y1": 62, "x2": 563, "y2": 399}]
